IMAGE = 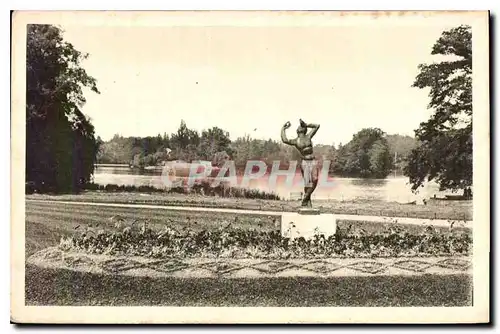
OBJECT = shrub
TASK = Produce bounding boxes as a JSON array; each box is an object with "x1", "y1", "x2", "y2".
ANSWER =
[{"x1": 83, "y1": 182, "x2": 281, "y2": 200}]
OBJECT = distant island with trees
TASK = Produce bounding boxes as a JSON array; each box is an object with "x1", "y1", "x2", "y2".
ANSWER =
[{"x1": 96, "y1": 124, "x2": 417, "y2": 180}]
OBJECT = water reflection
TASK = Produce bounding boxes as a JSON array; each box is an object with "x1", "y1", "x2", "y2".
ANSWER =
[{"x1": 93, "y1": 166, "x2": 446, "y2": 203}]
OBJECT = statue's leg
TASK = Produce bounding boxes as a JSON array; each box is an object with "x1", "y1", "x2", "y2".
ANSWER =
[
  {"x1": 300, "y1": 161, "x2": 310, "y2": 207},
  {"x1": 302, "y1": 192, "x2": 311, "y2": 207},
  {"x1": 304, "y1": 160, "x2": 319, "y2": 207},
  {"x1": 303, "y1": 183, "x2": 316, "y2": 207}
]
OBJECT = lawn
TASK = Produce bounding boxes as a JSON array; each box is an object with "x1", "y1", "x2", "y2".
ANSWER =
[
  {"x1": 24, "y1": 200, "x2": 473, "y2": 307},
  {"x1": 25, "y1": 264, "x2": 472, "y2": 306},
  {"x1": 25, "y1": 200, "x2": 471, "y2": 258},
  {"x1": 26, "y1": 191, "x2": 473, "y2": 220}
]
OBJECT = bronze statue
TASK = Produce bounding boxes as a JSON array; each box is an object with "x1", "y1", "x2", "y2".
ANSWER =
[{"x1": 281, "y1": 119, "x2": 320, "y2": 208}]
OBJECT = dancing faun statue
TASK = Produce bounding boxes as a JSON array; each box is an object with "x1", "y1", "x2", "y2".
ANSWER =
[{"x1": 281, "y1": 119, "x2": 320, "y2": 208}]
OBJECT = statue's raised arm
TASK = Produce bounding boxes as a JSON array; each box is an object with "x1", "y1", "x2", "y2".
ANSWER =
[
  {"x1": 281, "y1": 121, "x2": 296, "y2": 146},
  {"x1": 300, "y1": 119, "x2": 320, "y2": 139}
]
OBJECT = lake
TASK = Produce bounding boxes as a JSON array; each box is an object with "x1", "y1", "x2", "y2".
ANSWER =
[{"x1": 92, "y1": 165, "x2": 452, "y2": 203}]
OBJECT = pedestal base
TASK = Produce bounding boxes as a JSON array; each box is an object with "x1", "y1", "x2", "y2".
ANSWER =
[
  {"x1": 297, "y1": 207, "x2": 321, "y2": 215},
  {"x1": 281, "y1": 212, "x2": 337, "y2": 239}
]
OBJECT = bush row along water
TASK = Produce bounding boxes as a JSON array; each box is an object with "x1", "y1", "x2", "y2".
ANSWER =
[{"x1": 83, "y1": 182, "x2": 282, "y2": 200}]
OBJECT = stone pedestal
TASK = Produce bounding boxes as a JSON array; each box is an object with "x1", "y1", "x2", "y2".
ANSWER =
[{"x1": 281, "y1": 211, "x2": 337, "y2": 239}]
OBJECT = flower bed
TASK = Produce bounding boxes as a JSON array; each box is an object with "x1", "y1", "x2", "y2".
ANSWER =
[{"x1": 59, "y1": 221, "x2": 472, "y2": 260}]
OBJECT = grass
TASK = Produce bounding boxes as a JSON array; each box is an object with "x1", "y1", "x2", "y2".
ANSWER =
[
  {"x1": 25, "y1": 200, "x2": 276, "y2": 258},
  {"x1": 25, "y1": 200, "x2": 471, "y2": 259},
  {"x1": 25, "y1": 264, "x2": 472, "y2": 306},
  {"x1": 24, "y1": 200, "x2": 473, "y2": 307},
  {"x1": 26, "y1": 190, "x2": 473, "y2": 220}
]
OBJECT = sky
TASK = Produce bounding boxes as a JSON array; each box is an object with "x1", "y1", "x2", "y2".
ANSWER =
[{"x1": 61, "y1": 23, "x2": 459, "y2": 145}]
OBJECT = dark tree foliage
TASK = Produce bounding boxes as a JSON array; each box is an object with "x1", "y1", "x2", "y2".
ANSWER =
[
  {"x1": 404, "y1": 25, "x2": 472, "y2": 194},
  {"x1": 98, "y1": 134, "x2": 172, "y2": 166},
  {"x1": 385, "y1": 134, "x2": 417, "y2": 174},
  {"x1": 199, "y1": 127, "x2": 232, "y2": 161},
  {"x1": 332, "y1": 128, "x2": 393, "y2": 178},
  {"x1": 169, "y1": 120, "x2": 201, "y2": 162},
  {"x1": 26, "y1": 24, "x2": 100, "y2": 193}
]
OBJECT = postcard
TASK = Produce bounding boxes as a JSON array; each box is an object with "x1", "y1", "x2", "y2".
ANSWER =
[{"x1": 11, "y1": 10, "x2": 490, "y2": 324}]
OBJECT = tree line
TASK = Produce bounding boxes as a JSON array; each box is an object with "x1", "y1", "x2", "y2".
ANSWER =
[
  {"x1": 26, "y1": 24, "x2": 471, "y2": 196},
  {"x1": 97, "y1": 122, "x2": 416, "y2": 179}
]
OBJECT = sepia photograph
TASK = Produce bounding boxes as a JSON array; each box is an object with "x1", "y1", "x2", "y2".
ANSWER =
[{"x1": 10, "y1": 10, "x2": 490, "y2": 324}]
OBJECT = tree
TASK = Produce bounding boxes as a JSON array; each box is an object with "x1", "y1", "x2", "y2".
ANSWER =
[
  {"x1": 170, "y1": 120, "x2": 200, "y2": 149},
  {"x1": 332, "y1": 128, "x2": 393, "y2": 178},
  {"x1": 368, "y1": 140, "x2": 392, "y2": 178},
  {"x1": 199, "y1": 127, "x2": 232, "y2": 161},
  {"x1": 169, "y1": 120, "x2": 200, "y2": 161},
  {"x1": 385, "y1": 134, "x2": 417, "y2": 174},
  {"x1": 404, "y1": 25, "x2": 472, "y2": 195},
  {"x1": 26, "y1": 24, "x2": 100, "y2": 192}
]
